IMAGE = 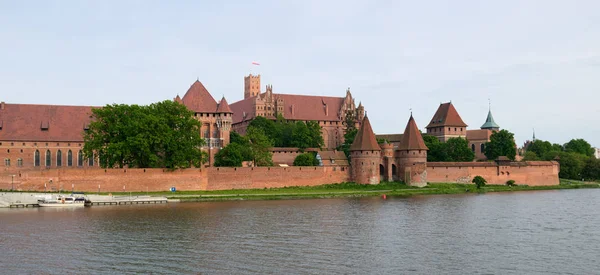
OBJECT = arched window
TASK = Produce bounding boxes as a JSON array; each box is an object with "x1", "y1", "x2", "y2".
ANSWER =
[
  {"x1": 67, "y1": 150, "x2": 73, "y2": 166},
  {"x1": 34, "y1": 150, "x2": 40, "y2": 167},
  {"x1": 471, "y1": 144, "x2": 475, "y2": 152},
  {"x1": 45, "y1": 150, "x2": 51, "y2": 167},
  {"x1": 481, "y1": 144, "x2": 485, "y2": 153},
  {"x1": 17, "y1": 158, "x2": 23, "y2": 167},
  {"x1": 77, "y1": 150, "x2": 84, "y2": 167},
  {"x1": 88, "y1": 153, "x2": 94, "y2": 166},
  {"x1": 57, "y1": 150, "x2": 62, "y2": 167}
]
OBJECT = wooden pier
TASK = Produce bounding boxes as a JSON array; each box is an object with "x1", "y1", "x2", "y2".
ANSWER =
[
  {"x1": 87, "y1": 198, "x2": 168, "y2": 206},
  {"x1": 9, "y1": 203, "x2": 39, "y2": 208}
]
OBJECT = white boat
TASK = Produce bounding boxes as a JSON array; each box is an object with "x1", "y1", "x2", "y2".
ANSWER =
[{"x1": 38, "y1": 195, "x2": 86, "y2": 207}]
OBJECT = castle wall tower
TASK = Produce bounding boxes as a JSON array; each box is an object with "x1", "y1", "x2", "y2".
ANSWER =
[
  {"x1": 350, "y1": 116, "x2": 381, "y2": 184},
  {"x1": 425, "y1": 102, "x2": 468, "y2": 142},
  {"x1": 244, "y1": 74, "x2": 261, "y2": 99},
  {"x1": 397, "y1": 114, "x2": 429, "y2": 187},
  {"x1": 380, "y1": 140, "x2": 395, "y2": 182}
]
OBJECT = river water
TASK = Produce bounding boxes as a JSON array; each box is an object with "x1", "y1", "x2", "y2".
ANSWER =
[{"x1": 1, "y1": 189, "x2": 599, "y2": 274}]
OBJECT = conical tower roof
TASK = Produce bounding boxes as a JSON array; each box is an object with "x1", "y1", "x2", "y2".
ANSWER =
[
  {"x1": 216, "y1": 96, "x2": 233, "y2": 113},
  {"x1": 181, "y1": 80, "x2": 218, "y2": 113},
  {"x1": 480, "y1": 109, "x2": 500, "y2": 130},
  {"x1": 399, "y1": 114, "x2": 428, "y2": 151},
  {"x1": 350, "y1": 116, "x2": 380, "y2": 151}
]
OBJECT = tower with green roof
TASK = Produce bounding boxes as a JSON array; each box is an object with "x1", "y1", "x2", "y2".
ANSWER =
[{"x1": 480, "y1": 108, "x2": 500, "y2": 131}]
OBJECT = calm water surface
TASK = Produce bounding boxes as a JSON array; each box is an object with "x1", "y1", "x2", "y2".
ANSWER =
[{"x1": 1, "y1": 189, "x2": 600, "y2": 274}]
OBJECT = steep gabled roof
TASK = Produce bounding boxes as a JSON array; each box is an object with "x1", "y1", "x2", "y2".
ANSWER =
[
  {"x1": 181, "y1": 80, "x2": 218, "y2": 113},
  {"x1": 398, "y1": 115, "x2": 428, "y2": 150},
  {"x1": 350, "y1": 116, "x2": 380, "y2": 151},
  {"x1": 481, "y1": 110, "x2": 500, "y2": 129},
  {"x1": 426, "y1": 102, "x2": 467, "y2": 128},
  {"x1": 216, "y1": 97, "x2": 233, "y2": 113},
  {"x1": 0, "y1": 103, "x2": 95, "y2": 142}
]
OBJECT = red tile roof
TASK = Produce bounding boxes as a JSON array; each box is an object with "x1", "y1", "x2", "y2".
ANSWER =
[
  {"x1": 466, "y1": 129, "x2": 492, "y2": 141},
  {"x1": 426, "y1": 102, "x2": 467, "y2": 128},
  {"x1": 350, "y1": 116, "x2": 380, "y2": 151},
  {"x1": 181, "y1": 80, "x2": 218, "y2": 113},
  {"x1": 398, "y1": 115, "x2": 428, "y2": 150},
  {"x1": 216, "y1": 97, "x2": 233, "y2": 113},
  {"x1": 0, "y1": 103, "x2": 95, "y2": 142},
  {"x1": 230, "y1": 93, "x2": 346, "y2": 123}
]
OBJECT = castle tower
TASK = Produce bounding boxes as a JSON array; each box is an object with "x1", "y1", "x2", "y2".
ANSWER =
[
  {"x1": 356, "y1": 102, "x2": 365, "y2": 122},
  {"x1": 244, "y1": 74, "x2": 261, "y2": 99},
  {"x1": 350, "y1": 116, "x2": 381, "y2": 184},
  {"x1": 425, "y1": 102, "x2": 468, "y2": 142},
  {"x1": 480, "y1": 106, "x2": 500, "y2": 131},
  {"x1": 397, "y1": 114, "x2": 429, "y2": 187},
  {"x1": 380, "y1": 140, "x2": 395, "y2": 182}
]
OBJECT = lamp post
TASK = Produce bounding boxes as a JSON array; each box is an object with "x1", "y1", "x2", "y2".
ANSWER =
[{"x1": 11, "y1": 175, "x2": 15, "y2": 191}]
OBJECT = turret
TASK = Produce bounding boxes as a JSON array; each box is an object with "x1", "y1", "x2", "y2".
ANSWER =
[
  {"x1": 244, "y1": 74, "x2": 261, "y2": 99},
  {"x1": 397, "y1": 114, "x2": 428, "y2": 187},
  {"x1": 380, "y1": 140, "x2": 395, "y2": 182},
  {"x1": 350, "y1": 116, "x2": 381, "y2": 184},
  {"x1": 480, "y1": 107, "x2": 500, "y2": 131},
  {"x1": 357, "y1": 102, "x2": 365, "y2": 121}
]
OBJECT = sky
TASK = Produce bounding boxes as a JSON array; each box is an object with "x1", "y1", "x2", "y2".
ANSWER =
[{"x1": 1, "y1": 1, "x2": 599, "y2": 147}]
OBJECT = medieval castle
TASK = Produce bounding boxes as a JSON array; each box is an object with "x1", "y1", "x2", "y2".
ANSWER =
[{"x1": 0, "y1": 74, "x2": 559, "y2": 191}]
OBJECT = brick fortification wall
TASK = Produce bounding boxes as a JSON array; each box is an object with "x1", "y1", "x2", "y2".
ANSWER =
[
  {"x1": 206, "y1": 166, "x2": 350, "y2": 190},
  {"x1": 0, "y1": 166, "x2": 350, "y2": 192},
  {"x1": 427, "y1": 161, "x2": 559, "y2": 186}
]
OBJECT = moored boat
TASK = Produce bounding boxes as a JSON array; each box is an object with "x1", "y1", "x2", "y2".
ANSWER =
[{"x1": 38, "y1": 195, "x2": 86, "y2": 207}]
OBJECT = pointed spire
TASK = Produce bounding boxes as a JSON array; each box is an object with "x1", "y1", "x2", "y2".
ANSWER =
[
  {"x1": 533, "y1": 128, "x2": 536, "y2": 141},
  {"x1": 398, "y1": 114, "x2": 428, "y2": 151},
  {"x1": 350, "y1": 116, "x2": 380, "y2": 151},
  {"x1": 216, "y1": 96, "x2": 233, "y2": 113},
  {"x1": 480, "y1": 108, "x2": 500, "y2": 130}
]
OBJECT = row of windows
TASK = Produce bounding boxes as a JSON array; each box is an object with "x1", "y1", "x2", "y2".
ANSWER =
[
  {"x1": 3, "y1": 150, "x2": 94, "y2": 167},
  {"x1": 429, "y1": 127, "x2": 464, "y2": 133},
  {"x1": 0, "y1": 142, "x2": 81, "y2": 147}
]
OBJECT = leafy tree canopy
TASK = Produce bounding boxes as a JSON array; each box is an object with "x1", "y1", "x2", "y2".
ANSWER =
[
  {"x1": 557, "y1": 151, "x2": 588, "y2": 180},
  {"x1": 293, "y1": 152, "x2": 320, "y2": 166},
  {"x1": 247, "y1": 115, "x2": 323, "y2": 149},
  {"x1": 564, "y1": 138, "x2": 594, "y2": 157},
  {"x1": 527, "y1": 140, "x2": 553, "y2": 158},
  {"x1": 337, "y1": 110, "x2": 358, "y2": 160},
  {"x1": 83, "y1": 100, "x2": 207, "y2": 169},
  {"x1": 423, "y1": 135, "x2": 473, "y2": 162},
  {"x1": 522, "y1": 151, "x2": 539, "y2": 161},
  {"x1": 484, "y1": 130, "x2": 517, "y2": 161}
]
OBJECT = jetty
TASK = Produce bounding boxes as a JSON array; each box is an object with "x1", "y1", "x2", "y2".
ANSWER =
[{"x1": 0, "y1": 192, "x2": 174, "y2": 208}]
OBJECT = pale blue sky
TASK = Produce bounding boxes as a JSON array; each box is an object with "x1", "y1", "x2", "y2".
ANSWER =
[{"x1": 1, "y1": 1, "x2": 599, "y2": 147}]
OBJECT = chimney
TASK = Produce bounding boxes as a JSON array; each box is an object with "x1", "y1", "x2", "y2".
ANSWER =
[
  {"x1": 325, "y1": 104, "x2": 329, "y2": 116},
  {"x1": 291, "y1": 104, "x2": 295, "y2": 116},
  {"x1": 1, "y1": 101, "x2": 4, "y2": 110}
]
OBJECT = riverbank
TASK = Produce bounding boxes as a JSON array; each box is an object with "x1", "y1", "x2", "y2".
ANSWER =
[
  {"x1": 2, "y1": 180, "x2": 597, "y2": 203},
  {"x1": 104, "y1": 179, "x2": 600, "y2": 202}
]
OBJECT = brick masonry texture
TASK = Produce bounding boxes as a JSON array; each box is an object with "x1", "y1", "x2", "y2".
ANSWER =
[{"x1": 0, "y1": 166, "x2": 350, "y2": 192}]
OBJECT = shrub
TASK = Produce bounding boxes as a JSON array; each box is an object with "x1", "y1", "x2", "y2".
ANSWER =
[
  {"x1": 472, "y1": 176, "x2": 487, "y2": 189},
  {"x1": 506, "y1": 180, "x2": 516, "y2": 187},
  {"x1": 293, "y1": 152, "x2": 319, "y2": 166}
]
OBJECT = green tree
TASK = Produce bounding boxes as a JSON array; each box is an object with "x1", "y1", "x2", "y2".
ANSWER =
[
  {"x1": 247, "y1": 127, "x2": 274, "y2": 166},
  {"x1": 214, "y1": 143, "x2": 245, "y2": 167},
  {"x1": 527, "y1": 140, "x2": 553, "y2": 158},
  {"x1": 337, "y1": 110, "x2": 358, "y2": 160},
  {"x1": 423, "y1": 135, "x2": 447, "y2": 162},
  {"x1": 557, "y1": 151, "x2": 588, "y2": 180},
  {"x1": 445, "y1": 137, "x2": 475, "y2": 162},
  {"x1": 564, "y1": 139, "x2": 594, "y2": 157},
  {"x1": 83, "y1": 101, "x2": 206, "y2": 169},
  {"x1": 472, "y1": 175, "x2": 487, "y2": 189},
  {"x1": 291, "y1": 121, "x2": 312, "y2": 150},
  {"x1": 582, "y1": 157, "x2": 600, "y2": 181},
  {"x1": 551, "y1": 143, "x2": 564, "y2": 152},
  {"x1": 522, "y1": 151, "x2": 540, "y2": 161},
  {"x1": 484, "y1": 130, "x2": 517, "y2": 161},
  {"x1": 293, "y1": 152, "x2": 319, "y2": 166},
  {"x1": 306, "y1": 121, "x2": 324, "y2": 148}
]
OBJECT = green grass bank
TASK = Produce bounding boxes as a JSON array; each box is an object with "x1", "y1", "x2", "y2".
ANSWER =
[{"x1": 113, "y1": 179, "x2": 600, "y2": 202}]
